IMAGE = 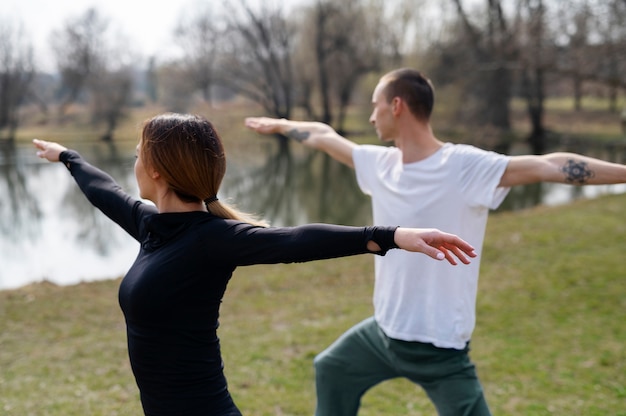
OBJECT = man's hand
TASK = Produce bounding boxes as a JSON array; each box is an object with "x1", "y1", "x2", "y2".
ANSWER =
[{"x1": 244, "y1": 117, "x2": 287, "y2": 136}]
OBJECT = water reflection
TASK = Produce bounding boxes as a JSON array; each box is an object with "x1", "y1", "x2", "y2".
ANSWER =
[
  {"x1": 225, "y1": 144, "x2": 371, "y2": 227},
  {"x1": 0, "y1": 141, "x2": 141, "y2": 289},
  {"x1": 0, "y1": 142, "x2": 42, "y2": 242},
  {"x1": 1, "y1": 139, "x2": 625, "y2": 290}
]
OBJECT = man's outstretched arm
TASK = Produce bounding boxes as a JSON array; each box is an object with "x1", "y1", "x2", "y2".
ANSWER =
[
  {"x1": 245, "y1": 117, "x2": 357, "y2": 168},
  {"x1": 500, "y1": 152, "x2": 626, "y2": 187}
]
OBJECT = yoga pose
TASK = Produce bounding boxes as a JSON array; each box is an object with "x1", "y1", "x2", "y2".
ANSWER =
[
  {"x1": 33, "y1": 112, "x2": 476, "y2": 416},
  {"x1": 246, "y1": 68, "x2": 626, "y2": 416}
]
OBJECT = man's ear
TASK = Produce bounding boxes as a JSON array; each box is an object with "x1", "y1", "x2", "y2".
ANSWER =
[{"x1": 391, "y1": 97, "x2": 403, "y2": 116}]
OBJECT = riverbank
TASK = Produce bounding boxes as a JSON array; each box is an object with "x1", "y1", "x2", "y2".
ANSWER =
[{"x1": 1, "y1": 193, "x2": 625, "y2": 415}]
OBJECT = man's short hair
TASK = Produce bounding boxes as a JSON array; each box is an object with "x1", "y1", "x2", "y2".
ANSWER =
[{"x1": 381, "y1": 68, "x2": 434, "y2": 121}]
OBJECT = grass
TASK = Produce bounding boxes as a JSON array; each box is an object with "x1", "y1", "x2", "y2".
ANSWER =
[{"x1": 1, "y1": 193, "x2": 625, "y2": 415}]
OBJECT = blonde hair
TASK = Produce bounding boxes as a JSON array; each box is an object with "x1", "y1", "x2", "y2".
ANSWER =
[{"x1": 140, "y1": 113, "x2": 268, "y2": 227}]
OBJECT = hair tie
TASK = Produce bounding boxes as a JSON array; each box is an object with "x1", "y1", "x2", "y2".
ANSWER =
[{"x1": 204, "y1": 195, "x2": 218, "y2": 205}]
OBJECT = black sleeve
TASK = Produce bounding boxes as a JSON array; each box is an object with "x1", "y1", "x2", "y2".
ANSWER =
[
  {"x1": 216, "y1": 222, "x2": 398, "y2": 266},
  {"x1": 59, "y1": 150, "x2": 156, "y2": 241}
]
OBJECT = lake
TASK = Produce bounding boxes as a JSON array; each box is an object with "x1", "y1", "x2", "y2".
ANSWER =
[{"x1": 1, "y1": 138, "x2": 624, "y2": 290}]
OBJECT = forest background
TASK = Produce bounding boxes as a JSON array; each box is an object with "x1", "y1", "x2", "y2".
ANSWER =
[{"x1": 1, "y1": 0, "x2": 625, "y2": 151}]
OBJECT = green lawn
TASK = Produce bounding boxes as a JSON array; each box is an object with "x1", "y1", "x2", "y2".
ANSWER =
[{"x1": 1, "y1": 194, "x2": 625, "y2": 416}]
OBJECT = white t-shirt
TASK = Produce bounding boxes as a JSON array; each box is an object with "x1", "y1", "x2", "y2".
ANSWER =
[{"x1": 353, "y1": 143, "x2": 510, "y2": 349}]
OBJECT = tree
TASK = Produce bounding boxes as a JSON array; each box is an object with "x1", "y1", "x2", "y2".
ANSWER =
[
  {"x1": 448, "y1": 0, "x2": 517, "y2": 132},
  {"x1": 173, "y1": 0, "x2": 401, "y2": 135},
  {"x1": 553, "y1": 0, "x2": 593, "y2": 111},
  {"x1": 145, "y1": 56, "x2": 159, "y2": 104},
  {"x1": 592, "y1": 0, "x2": 626, "y2": 112},
  {"x1": 154, "y1": 61, "x2": 198, "y2": 113},
  {"x1": 174, "y1": 6, "x2": 220, "y2": 104},
  {"x1": 215, "y1": 0, "x2": 296, "y2": 119},
  {"x1": 0, "y1": 21, "x2": 35, "y2": 142},
  {"x1": 435, "y1": 0, "x2": 557, "y2": 153},
  {"x1": 50, "y1": 8, "x2": 107, "y2": 118},
  {"x1": 88, "y1": 28, "x2": 135, "y2": 142},
  {"x1": 50, "y1": 8, "x2": 134, "y2": 141},
  {"x1": 90, "y1": 68, "x2": 133, "y2": 142},
  {"x1": 293, "y1": 0, "x2": 401, "y2": 133},
  {"x1": 553, "y1": 0, "x2": 626, "y2": 112},
  {"x1": 517, "y1": 0, "x2": 550, "y2": 154}
]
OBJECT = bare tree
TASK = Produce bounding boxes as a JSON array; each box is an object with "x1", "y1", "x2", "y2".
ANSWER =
[
  {"x1": 175, "y1": 6, "x2": 220, "y2": 104},
  {"x1": 50, "y1": 8, "x2": 107, "y2": 118},
  {"x1": 0, "y1": 21, "x2": 35, "y2": 142},
  {"x1": 89, "y1": 29, "x2": 135, "y2": 142},
  {"x1": 553, "y1": 0, "x2": 593, "y2": 111},
  {"x1": 156, "y1": 61, "x2": 198, "y2": 113},
  {"x1": 435, "y1": 0, "x2": 557, "y2": 153},
  {"x1": 50, "y1": 8, "x2": 134, "y2": 141},
  {"x1": 145, "y1": 56, "x2": 159, "y2": 104},
  {"x1": 448, "y1": 0, "x2": 518, "y2": 132},
  {"x1": 90, "y1": 68, "x2": 133, "y2": 142},
  {"x1": 293, "y1": 0, "x2": 401, "y2": 133},
  {"x1": 214, "y1": 0, "x2": 295, "y2": 119},
  {"x1": 554, "y1": 0, "x2": 626, "y2": 112},
  {"x1": 173, "y1": 0, "x2": 398, "y2": 135},
  {"x1": 592, "y1": 0, "x2": 626, "y2": 112},
  {"x1": 518, "y1": 0, "x2": 550, "y2": 154}
]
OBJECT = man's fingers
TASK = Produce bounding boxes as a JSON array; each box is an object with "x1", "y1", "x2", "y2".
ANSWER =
[{"x1": 245, "y1": 117, "x2": 280, "y2": 134}]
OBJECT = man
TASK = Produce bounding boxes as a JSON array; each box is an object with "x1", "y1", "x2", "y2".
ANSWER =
[{"x1": 245, "y1": 68, "x2": 626, "y2": 416}]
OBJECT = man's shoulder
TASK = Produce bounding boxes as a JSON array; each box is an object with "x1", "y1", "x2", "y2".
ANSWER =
[
  {"x1": 354, "y1": 144, "x2": 398, "y2": 160},
  {"x1": 353, "y1": 145, "x2": 400, "y2": 175},
  {"x1": 357, "y1": 143, "x2": 396, "y2": 152},
  {"x1": 444, "y1": 142, "x2": 487, "y2": 154},
  {"x1": 443, "y1": 143, "x2": 509, "y2": 161}
]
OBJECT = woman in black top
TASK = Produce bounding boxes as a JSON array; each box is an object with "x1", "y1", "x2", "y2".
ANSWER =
[{"x1": 33, "y1": 113, "x2": 475, "y2": 416}]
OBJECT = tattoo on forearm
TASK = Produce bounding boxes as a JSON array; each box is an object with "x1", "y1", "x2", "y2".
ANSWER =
[
  {"x1": 286, "y1": 128, "x2": 310, "y2": 143},
  {"x1": 560, "y1": 159, "x2": 595, "y2": 184}
]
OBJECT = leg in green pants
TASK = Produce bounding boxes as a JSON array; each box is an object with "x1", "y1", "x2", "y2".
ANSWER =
[{"x1": 314, "y1": 317, "x2": 491, "y2": 416}]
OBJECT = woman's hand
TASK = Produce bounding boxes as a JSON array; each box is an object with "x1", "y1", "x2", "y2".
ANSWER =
[
  {"x1": 394, "y1": 227, "x2": 477, "y2": 265},
  {"x1": 33, "y1": 139, "x2": 67, "y2": 162}
]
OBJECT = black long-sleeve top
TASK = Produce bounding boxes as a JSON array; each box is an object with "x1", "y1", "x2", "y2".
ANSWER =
[{"x1": 59, "y1": 150, "x2": 397, "y2": 416}]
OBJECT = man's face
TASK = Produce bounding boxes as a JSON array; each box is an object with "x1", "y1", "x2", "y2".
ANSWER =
[{"x1": 369, "y1": 81, "x2": 396, "y2": 142}]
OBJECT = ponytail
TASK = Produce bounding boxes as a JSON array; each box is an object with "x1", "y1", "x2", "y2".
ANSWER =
[{"x1": 205, "y1": 198, "x2": 269, "y2": 227}]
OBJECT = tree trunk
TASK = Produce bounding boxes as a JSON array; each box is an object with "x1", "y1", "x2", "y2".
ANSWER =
[{"x1": 523, "y1": 67, "x2": 546, "y2": 155}]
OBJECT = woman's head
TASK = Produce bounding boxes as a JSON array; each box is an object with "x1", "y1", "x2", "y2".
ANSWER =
[
  {"x1": 139, "y1": 113, "x2": 225, "y2": 205},
  {"x1": 137, "y1": 112, "x2": 267, "y2": 226}
]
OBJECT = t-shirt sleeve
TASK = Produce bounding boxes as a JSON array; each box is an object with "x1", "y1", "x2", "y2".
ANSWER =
[
  {"x1": 353, "y1": 145, "x2": 389, "y2": 196},
  {"x1": 457, "y1": 145, "x2": 511, "y2": 209}
]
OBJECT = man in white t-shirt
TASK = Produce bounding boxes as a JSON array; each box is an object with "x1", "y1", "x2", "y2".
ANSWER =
[{"x1": 245, "y1": 68, "x2": 626, "y2": 416}]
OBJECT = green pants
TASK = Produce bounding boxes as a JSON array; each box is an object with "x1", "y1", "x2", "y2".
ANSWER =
[{"x1": 314, "y1": 317, "x2": 491, "y2": 416}]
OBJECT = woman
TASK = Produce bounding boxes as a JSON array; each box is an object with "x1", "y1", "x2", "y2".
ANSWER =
[{"x1": 33, "y1": 113, "x2": 475, "y2": 416}]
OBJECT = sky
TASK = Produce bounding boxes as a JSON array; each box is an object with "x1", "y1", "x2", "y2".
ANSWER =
[
  {"x1": 3, "y1": 0, "x2": 444, "y2": 73},
  {"x1": 3, "y1": 0, "x2": 304, "y2": 72},
  {"x1": 1, "y1": 0, "x2": 498, "y2": 73},
  {"x1": 3, "y1": 0, "x2": 194, "y2": 71}
]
